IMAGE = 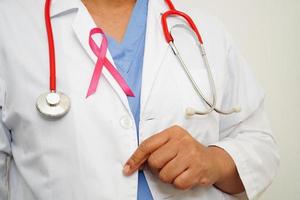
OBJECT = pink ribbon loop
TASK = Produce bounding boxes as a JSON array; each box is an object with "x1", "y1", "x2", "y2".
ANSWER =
[{"x1": 86, "y1": 28, "x2": 135, "y2": 98}]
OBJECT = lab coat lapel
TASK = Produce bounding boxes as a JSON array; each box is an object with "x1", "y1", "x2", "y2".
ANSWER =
[
  {"x1": 140, "y1": 0, "x2": 169, "y2": 113},
  {"x1": 72, "y1": 3, "x2": 131, "y2": 114}
]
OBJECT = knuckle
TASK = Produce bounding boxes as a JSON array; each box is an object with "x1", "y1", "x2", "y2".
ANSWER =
[
  {"x1": 198, "y1": 177, "x2": 210, "y2": 187},
  {"x1": 159, "y1": 170, "x2": 171, "y2": 183},
  {"x1": 139, "y1": 142, "x2": 149, "y2": 154},
  {"x1": 181, "y1": 136, "x2": 192, "y2": 144},
  {"x1": 129, "y1": 154, "x2": 139, "y2": 166},
  {"x1": 170, "y1": 125, "x2": 183, "y2": 134},
  {"x1": 172, "y1": 125, "x2": 181, "y2": 130},
  {"x1": 174, "y1": 125, "x2": 185, "y2": 133},
  {"x1": 147, "y1": 155, "x2": 161, "y2": 169}
]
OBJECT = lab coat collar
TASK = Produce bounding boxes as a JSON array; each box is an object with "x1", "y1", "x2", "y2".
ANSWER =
[{"x1": 50, "y1": 0, "x2": 80, "y2": 18}]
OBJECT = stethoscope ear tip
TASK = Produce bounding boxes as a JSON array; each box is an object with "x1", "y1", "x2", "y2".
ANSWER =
[
  {"x1": 185, "y1": 107, "x2": 196, "y2": 117},
  {"x1": 185, "y1": 105, "x2": 241, "y2": 117},
  {"x1": 233, "y1": 106, "x2": 242, "y2": 113}
]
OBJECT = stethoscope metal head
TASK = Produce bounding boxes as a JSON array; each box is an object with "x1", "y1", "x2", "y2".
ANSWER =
[
  {"x1": 37, "y1": 0, "x2": 71, "y2": 119},
  {"x1": 36, "y1": 92, "x2": 71, "y2": 119}
]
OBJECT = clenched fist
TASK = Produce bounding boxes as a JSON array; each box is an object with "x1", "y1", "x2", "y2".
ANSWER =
[{"x1": 123, "y1": 125, "x2": 244, "y2": 194}]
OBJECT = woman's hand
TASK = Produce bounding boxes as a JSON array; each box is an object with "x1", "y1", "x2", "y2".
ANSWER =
[{"x1": 123, "y1": 125, "x2": 244, "y2": 193}]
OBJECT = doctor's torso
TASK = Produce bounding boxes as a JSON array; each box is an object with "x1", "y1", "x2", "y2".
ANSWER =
[{"x1": 0, "y1": 0, "x2": 243, "y2": 199}]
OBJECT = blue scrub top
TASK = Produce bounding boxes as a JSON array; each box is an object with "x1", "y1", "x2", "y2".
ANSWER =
[{"x1": 106, "y1": 0, "x2": 153, "y2": 199}]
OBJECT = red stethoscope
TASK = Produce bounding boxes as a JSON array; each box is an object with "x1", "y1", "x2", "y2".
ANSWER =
[{"x1": 36, "y1": 0, "x2": 240, "y2": 119}]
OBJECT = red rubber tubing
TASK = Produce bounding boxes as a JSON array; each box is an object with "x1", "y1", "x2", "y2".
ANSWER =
[
  {"x1": 161, "y1": 6, "x2": 204, "y2": 45},
  {"x1": 164, "y1": 0, "x2": 176, "y2": 10},
  {"x1": 45, "y1": 0, "x2": 56, "y2": 91}
]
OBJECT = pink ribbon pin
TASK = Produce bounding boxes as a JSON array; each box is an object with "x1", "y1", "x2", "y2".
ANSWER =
[{"x1": 86, "y1": 28, "x2": 135, "y2": 98}]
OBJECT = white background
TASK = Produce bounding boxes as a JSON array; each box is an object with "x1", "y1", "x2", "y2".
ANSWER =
[{"x1": 186, "y1": 0, "x2": 300, "y2": 199}]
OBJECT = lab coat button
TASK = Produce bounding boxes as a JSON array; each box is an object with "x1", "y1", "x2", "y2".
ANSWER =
[{"x1": 120, "y1": 116, "x2": 133, "y2": 129}]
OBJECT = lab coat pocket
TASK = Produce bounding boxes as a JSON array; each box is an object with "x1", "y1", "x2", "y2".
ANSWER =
[
  {"x1": 142, "y1": 46, "x2": 220, "y2": 144},
  {"x1": 144, "y1": 170, "x2": 180, "y2": 200},
  {"x1": 146, "y1": 169, "x2": 230, "y2": 200}
]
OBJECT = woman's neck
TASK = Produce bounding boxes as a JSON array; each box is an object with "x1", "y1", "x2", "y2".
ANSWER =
[
  {"x1": 82, "y1": 0, "x2": 136, "y2": 11},
  {"x1": 82, "y1": 0, "x2": 136, "y2": 42}
]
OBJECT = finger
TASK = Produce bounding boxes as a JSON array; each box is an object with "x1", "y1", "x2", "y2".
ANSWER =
[
  {"x1": 147, "y1": 140, "x2": 179, "y2": 170},
  {"x1": 173, "y1": 168, "x2": 198, "y2": 190},
  {"x1": 123, "y1": 131, "x2": 171, "y2": 175},
  {"x1": 158, "y1": 154, "x2": 189, "y2": 184}
]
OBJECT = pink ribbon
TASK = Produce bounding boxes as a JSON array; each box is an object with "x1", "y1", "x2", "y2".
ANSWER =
[{"x1": 86, "y1": 28, "x2": 135, "y2": 98}]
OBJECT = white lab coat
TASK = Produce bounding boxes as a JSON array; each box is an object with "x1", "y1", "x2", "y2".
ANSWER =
[{"x1": 0, "y1": 0, "x2": 279, "y2": 199}]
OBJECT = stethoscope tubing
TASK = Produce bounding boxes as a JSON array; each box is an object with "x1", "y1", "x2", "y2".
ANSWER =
[
  {"x1": 38, "y1": 0, "x2": 240, "y2": 119},
  {"x1": 169, "y1": 40, "x2": 216, "y2": 115},
  {"x1": 162, "y1": 4, "x2": 241, "y2": 115},
  {"x1": 45, "y1": 0, "x2": 56, "y2": 92},
  {"x1": 36, "y1": 0, "x2": 71, "y2": 120}
]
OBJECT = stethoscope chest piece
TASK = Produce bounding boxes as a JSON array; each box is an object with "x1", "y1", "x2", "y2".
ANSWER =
[{"x1": 36, "y1": 92, "x2": 71, "y2": 119}]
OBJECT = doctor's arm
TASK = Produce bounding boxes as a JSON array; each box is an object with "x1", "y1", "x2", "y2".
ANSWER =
[{"x1": 209, "y1": 37, "x2": 280, "y2": 199}]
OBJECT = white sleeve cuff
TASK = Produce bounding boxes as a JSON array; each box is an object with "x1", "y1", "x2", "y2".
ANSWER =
[{"x1": 210, "y1": 140, "x2": 257, "y2": 200}]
